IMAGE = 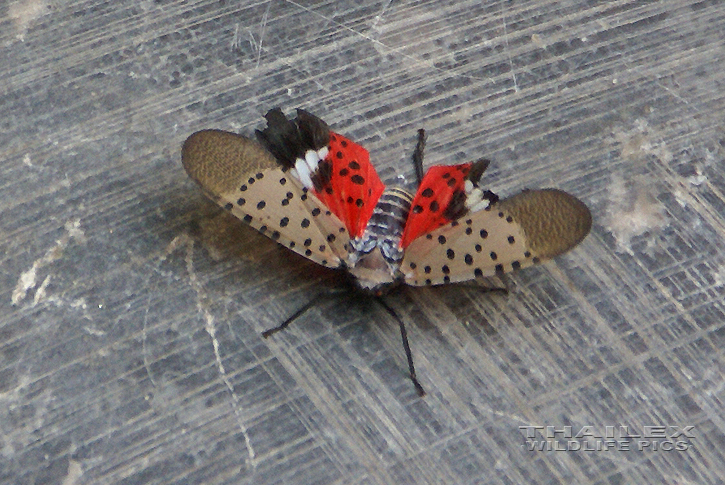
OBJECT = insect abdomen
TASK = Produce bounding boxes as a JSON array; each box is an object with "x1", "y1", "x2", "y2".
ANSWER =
[{"x1": 366, "y1": 187, "x2": 413, "y2": 265}]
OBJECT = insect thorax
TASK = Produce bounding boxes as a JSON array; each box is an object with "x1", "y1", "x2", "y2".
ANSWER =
[{"x1": 347, "y1": 187, "x2": 413, "y2": 291}]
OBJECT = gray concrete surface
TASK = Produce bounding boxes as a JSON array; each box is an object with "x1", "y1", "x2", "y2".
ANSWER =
[{"x1": 2, "y1": 0, "x2": 725, "y2": 483}]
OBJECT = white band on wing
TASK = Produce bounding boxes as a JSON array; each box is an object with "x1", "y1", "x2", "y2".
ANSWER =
[
  {"x1": 464, "y1": 179, "x2": 492, "y2": 213},
  {"x1": 293, "y1": 146, "x2": 331, "y2": 190}
]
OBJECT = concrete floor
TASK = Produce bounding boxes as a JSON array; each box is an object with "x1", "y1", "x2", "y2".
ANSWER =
[{"x1": 2, "y1": 0, "x2": 725, "y2": 483}]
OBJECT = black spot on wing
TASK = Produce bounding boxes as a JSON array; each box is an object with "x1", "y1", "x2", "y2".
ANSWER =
[{"x1": 467, "y1": 159, "x2": 490, "y2": 184}]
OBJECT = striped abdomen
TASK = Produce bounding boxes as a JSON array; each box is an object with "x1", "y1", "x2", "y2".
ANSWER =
[{"x1": 347, "y1": 187, "x2": 414, "y2": 290}]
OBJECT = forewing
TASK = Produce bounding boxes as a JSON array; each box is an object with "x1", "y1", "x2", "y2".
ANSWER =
[
  {"x1": 182, "y1": 129, "x2": 349, "y2": 267},
  {"x1": 402, "y1": 189, "x2": 592, "y2": 285}
]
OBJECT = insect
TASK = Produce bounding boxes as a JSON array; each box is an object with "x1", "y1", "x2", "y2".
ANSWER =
[{"x1": 182, "y1": 108, "x2": 592, "y2": 395}]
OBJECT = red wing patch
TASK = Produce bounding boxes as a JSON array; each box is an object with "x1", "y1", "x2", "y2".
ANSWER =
[
  {"x1": 312, "y1": 132, "x2": 385, "y2": 238},
  {"x1": 400, "y1": 163, "x2": 474, "y2": 248}
]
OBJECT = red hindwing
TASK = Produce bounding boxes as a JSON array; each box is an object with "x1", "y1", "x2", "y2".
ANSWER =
[
  {"x1": 312, "y1": 132, "x2": 385, "y2": 238},
  {"x1": 400, "y1": 163, "x2": 474, "y2": 248}
]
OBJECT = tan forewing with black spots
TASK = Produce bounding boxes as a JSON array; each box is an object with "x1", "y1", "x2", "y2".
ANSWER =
[
  {"x1": 402, "y1": 189, "x2": 591, "y2": 286},
  {"x1": 182, "y1": 129, "x2": 349, "y2": 268}
]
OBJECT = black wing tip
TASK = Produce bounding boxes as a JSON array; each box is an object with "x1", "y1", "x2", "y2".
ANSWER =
[
  {"x1": 255, "y1": 108, "x2": 331, "y2": 168},
  {"x1": 467, "y1": 158, "x2": 491, "y2": 184},
  {"x1": 295, "y1": 109, "x2": 330, "y2": 151}
]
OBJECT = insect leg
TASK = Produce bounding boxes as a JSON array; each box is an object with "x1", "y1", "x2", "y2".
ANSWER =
[
  {"x1": 376, "y1": 297, "x2": 426, "y2": 397},
  {"x1": 452, "y1": 284, "x2": 509, "y2": 295},
  {"x1": 412, "y1": 129, "x2": 426, "y2": 188},
  {"x1": 262, "y1": 288, "x2": 348, "y2": 338}
]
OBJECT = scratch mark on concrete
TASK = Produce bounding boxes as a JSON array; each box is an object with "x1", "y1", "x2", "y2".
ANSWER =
[
  {"x1": 157, "y1": 233, "x2": 257, "y2": 467},
  {"x1": 141, "y1": 287, "x2": 158, "y2": 387},
  {"x1": 255, "y1": 1, "x2": 272, "y2": 70},
  {"x1": 499, "y1": 1, "x2": 519, "y2": 93},
  {"x1": 11, "y1": 219, "x2": 84, "y2": 305},
  {"x1": 32, "y1": 275, "x2": 52, "y2": 306},
  {"x1": 369, "y1": 0, "x2": 393, "y2": 38},
  {"x1": 184, "y1": 236, "x2": 257, "y2": 468},
  {"x1": 60, "y1": 459, "x2": 83, "y2": 485},
  {"x1": 9, "y1": 0, "x2": 53, "y2": 42},
  {"x1": 231, "y1": 23, "x2": 243, "y2": 51},
  {"x1": 282, "y1": 0, "x2": 487, "y2": 81}
]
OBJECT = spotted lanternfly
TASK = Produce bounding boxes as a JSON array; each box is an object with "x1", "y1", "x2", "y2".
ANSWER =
[{"x1": 182, "y1": 108, "x2": 592, "y2": 395}]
